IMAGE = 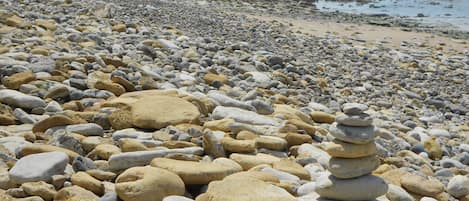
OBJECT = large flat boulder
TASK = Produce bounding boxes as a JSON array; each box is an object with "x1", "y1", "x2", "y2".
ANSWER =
[
  {"x1": 151, "y1": 158, "x2": 242, "y2": 185},
  {"x1": 195, "y1": 177, "x2": 295, "y2": 201},
  {"x1": 131, "y1": 95, "x2": 200, "y2": 129}
]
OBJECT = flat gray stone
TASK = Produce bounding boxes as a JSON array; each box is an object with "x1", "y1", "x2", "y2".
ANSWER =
[
  {"x1": 9, "y1": 152, "x2": 69, "y2": 184},
  {"x1": 108, "y1": 147, "x2": 204, "y2": 170},
  {"x1": 13, "y1": 108, "x2": 36, "y2": 124},
  {"x1": 336, "y1": 113, "x2": 373, "y2": 127},
  {"x1": 342, "y1": 103, "x2": 368, "y2": 115},
  {"x1": 329, "y1": 122, "x2": 377, "y2": 144},
  {"x1": 0, "y1": 89, "x2": 46, "y2": 109},
  {"x1": 66, "y1": 123, "x2": 104, "y2": 136},
  {"x1": 157, "y1": 39, "x2": 180, "y2": 49},
  {"x1": 316, "y1": 174, "x2": 388, "y2": 201},
  {"x1": 212, "y1": 106, "x2": 280, "y2": 126},
  {"x1": 112, "y1": 128, "x2": 152, "y2": 142},
  {"x1": 0, "y1": 136, "x2": 31, "y2": 156},
  {"x1": 208, "y1": 91, "x2": 256, "y2": 112}
]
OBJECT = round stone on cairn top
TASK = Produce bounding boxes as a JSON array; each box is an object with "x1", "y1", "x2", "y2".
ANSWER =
[{"x1": 317, "y1": 103, "x2": 388, "y2": 201}]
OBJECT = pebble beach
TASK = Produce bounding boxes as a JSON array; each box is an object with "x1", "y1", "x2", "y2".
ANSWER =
[{"x1": 0, "y1": 0, "x2": 468, "y2": 201}]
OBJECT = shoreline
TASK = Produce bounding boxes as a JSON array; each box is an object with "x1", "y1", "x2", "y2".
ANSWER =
[
  {"x1": 208, "y1": 0, "x2": 469, "y2": 40},
  {"x1": 241, "y1": 13, "x2": 469, "y2": 52}
]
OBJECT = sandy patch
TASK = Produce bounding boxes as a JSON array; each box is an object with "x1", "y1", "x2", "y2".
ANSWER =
[{"x1": 243, "y1": 13, "x2": 468, "y2": 52}]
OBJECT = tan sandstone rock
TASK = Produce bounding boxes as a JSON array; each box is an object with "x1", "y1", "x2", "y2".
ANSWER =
[{"x1": 115, "y1": 166, "x2": 185, "y2": 201}]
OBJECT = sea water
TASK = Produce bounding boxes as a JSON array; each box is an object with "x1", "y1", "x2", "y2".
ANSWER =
[{"x1": 315, "y1": 0, "x2": 469, "y2": 31}]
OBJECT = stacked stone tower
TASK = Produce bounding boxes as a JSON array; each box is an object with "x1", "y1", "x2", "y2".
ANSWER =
[{"x1": 317, "y1": 103, "x2": 388, "y2": 201}]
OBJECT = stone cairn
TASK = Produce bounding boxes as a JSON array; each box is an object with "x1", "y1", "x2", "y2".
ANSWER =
[{"x1": 317, "y1": 103, "x2": 388, "y2": 201}]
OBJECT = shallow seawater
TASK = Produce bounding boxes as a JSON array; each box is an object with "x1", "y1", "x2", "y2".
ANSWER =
[{"x1": 315, "y1": 0, "x2": 469, "y2": 31}]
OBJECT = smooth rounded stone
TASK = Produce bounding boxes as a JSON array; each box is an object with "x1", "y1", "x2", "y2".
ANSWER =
[
  {"x1": 5, "y1": 187, "x2": 27, "y2": 197},
  {"x1": 324, "y1": 139, "x2": 377, "y2": 158},
  {"x1": 195, "y1": 177, "x2": 295, "y2": 201},
  {"x1": 20, "y1": 181, "x2": 57, "y2": 201},
  {"x1": 115, "y1": 166, "x2": 185, "y2": 201},
  {"x1": 69, "y1": 78, "x2": 88, "y2": 90},
  {"x1": 401, "y1": 174, "x2": 444, "y2": 197},
  {"x1": 32, "y1": 115, "x2": 74, "y2": 133},
  {"x1": 420, "y1": 197, "x2": 438, "y2": 201},
  {"x1": 229, "y1": 153, "x2": 281, "y2": 170},
  {"x1": 411, "y1": 144, "x2": 426, "y2": 154},
  {"x1": 44, "y1": 101, "x2": 63, "y2": 114},
  {"x1": 72, "y1": 156, "x2": 97, "y2": 172},
  {"x1": 328, "y1": 155, "x2": 380, "y2": 179},
  {"x1": 221, "y1": 137, "x2": 256, "y2": 153},
  {"x1": 224, "y1": 171, "x2": 280, "y2": 183},
  {"x1": 434, "y1": 168, "x2": 454, "y2": 178},
  {"x1": 163, "y1": 195, "x2": 194, "y2": 201},
  {"x1": 342, "y1": 103, "x2": 368, "y2": 115},
  {"x1": 336, "y1": 113, "x2": 373, "y2": 127},
  {"x1": 208, "y1": 91, "x2": 255, "y2": 111},
  {"x1": 248, "y1": 99, "x2": 274, "y2": 115},
  {"x1": 202, "y1": 130, "x2": 225, "y2": 157},
  {"x1": 150, "y1": 158, "x2": 242, "y2": 185},
  {"x1": 13, "y1": 108, "x2": 37, "y2": 124},
  {"x1": 99, "y1": 192, "x2": 119, "y2": 201},
  {"x1": 156, "y1": 39, "x2": 180, "y2": 49},
  {"x1": 203, "y1": 73, "x2": 228, "y2": 85},
  {"x1": 90, "y1": 144, "x2": 121, "y2": 160},
  {"x1": 119, "y1": 138, "x2": 149, "y2": 152},
  {"x1": 112, "y1": 128, "x2": 152, "y2": 141},
  {"x1": 54, "y1": 185, "x2": 99, "y2": 201},
  {"x1": 44, "y1": 86, "x2": 69, "y2": 100},
  {"x1": 261, "y1": 167, "x2": 300, "y2": 182},
  {"x1": 427, "y1": 129, "x2": 451, "y2": 138},
  {"x1": 257, "y1": 148, "x2": 289, "y2": 158},
  {"x1": 0, "y1": 136, "x2": 31, "y2": 156},
  {"x1": 9, "y1": 152, "x2": 69, "y2": 184},
  {"x1": 440, "y1": 158, "x2": 466, "y2": 169},
  {"x1": 329, "y1": 122, "x2": 377, "y2": 144},
  {"x1": 297, "y1": 182, "x2": 317, "y2": 196},
  {"x1": 95, "y1": 80, "x2": 126, "y2": 96},
  {"x1": 203, "y1": 118, "x2": 235, "y2": 132},
  {"x1": 310, "y1": 111, "x2": 335, "y2": 124},
  {"x1": 20, "y1": 144, "x2": 79, "y2": 161},
  {"x1": 86, "y1": 169, "x2": 116, "y2": 182},
  {"x1": 244, "y1": 71, "x2": 272, "y2": 86},
  {"x1": 108, "y1": 147, "x2": 204, "y2": 170},
  {"x1": 48, "y1": 130, "x2": 84, "y2": 155},
  {"x1": 71, "y1": 172, "x2": 104, "y2": 196},
  {"x1": 212, "y1": 106, "x2": 281, "y2": 126},
  {"x1": 2, "y1": 71, "x2": 36, "y2": 90},
  {"x1": 423, "y1": 138, "x2": 442, "y2": 160},
  {"x1": 111, "y1": 76, "x2": 136, "y2": 92},
  {"x1": 285, "y1": 133, "x2": 313, "y2": 146},
  {"x1": 386, "y1": 184, "x2": 415, "y2": 201},
  {"x1": 131, "y1": 95, "x2": 200, "y2": 129},
  {"x1": 15, "y1": 196, "x2": 45, "y2": 201},
  {"x1": 255, "y1": 136, "x2": 288, "y2": 151},
  {"x1": 446, "y1": 175, "x2": 469, "y2": 198},
  {"x1": 272, "y1": 159, "x2": 310, "y2": 180},
  {"x1": 297, "y1": 144, "x2": 330, "y2": 167},
  {"x1": 304, "y1": 164, "x2": 326, "y2": 180},
  {"x1": 65, "y1": 123, "x2": 103, "y2": 136},
  {"x1": 0, "y1": 89, "x2": 46, "y2": 109},
  {"x1": 315, "y1": 174, "x2": 388, "y2": 201}
]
